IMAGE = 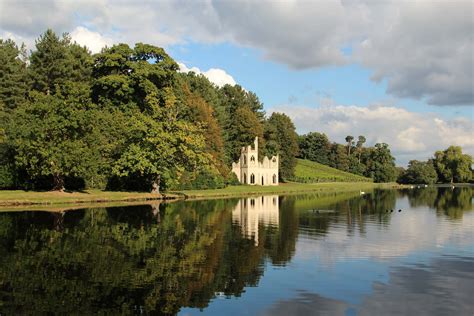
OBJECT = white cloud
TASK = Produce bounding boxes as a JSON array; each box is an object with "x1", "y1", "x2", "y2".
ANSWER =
[
  {"x1": 270, "y1": 103, "x2": 474, "y2": 166},
  {"x1": 70, "y1": 26, "x2": 113, "y2": 53},
  {"x1": 0, "y1": 0, "x2": 472, "y2": 105},
  {"x1": 296, "y1": 204, "x2": 474, "y2": 264},
  {"x1": 178, "y1": 62, "x2": 236, "y2": 87}
]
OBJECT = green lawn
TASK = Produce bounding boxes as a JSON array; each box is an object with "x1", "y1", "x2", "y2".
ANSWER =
[
  {"x1": 172, "y1": 182, "x2": 383, "y2": 199},
  {"x1": 0, "y1": 189, "x2": 175, "y2": 207},
  {"x1": 293, "y1": 159, "x2": 372, "y2": 183}
]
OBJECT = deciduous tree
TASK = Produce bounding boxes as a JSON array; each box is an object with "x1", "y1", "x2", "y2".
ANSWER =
[
  {"x1": 433, "y1": 146, "x2": 472, "y2": 183},
  {"x1": 266, "y1": 112, "x2": 299, "y2": 180},
  {"x1": 398, "y1": 160, "x2": 438, "y2": 184}
]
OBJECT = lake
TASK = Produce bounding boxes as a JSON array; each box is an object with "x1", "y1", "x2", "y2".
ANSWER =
[{"x1": 0, "y1": 187, "x2": 472, "y2": 315}]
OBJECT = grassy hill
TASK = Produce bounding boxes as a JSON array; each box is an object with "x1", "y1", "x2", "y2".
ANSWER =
[{"x1": 292, "y1": 159, "x2": 372, "y2": 183}]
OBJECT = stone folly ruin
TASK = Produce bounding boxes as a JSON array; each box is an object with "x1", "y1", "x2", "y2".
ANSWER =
[{"x1": 231, "y1": 137, "x2": 279, "y2": 186}]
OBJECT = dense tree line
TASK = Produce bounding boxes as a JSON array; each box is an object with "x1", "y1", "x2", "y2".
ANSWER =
[
  {"x1": 397, "y1": 146, "x2": 473, "y2": 184},
  {"x1": 0, "y1": 30, "x2": 299, "y2": 191},
  {"x1": 298, "y1": 130, "x2": 472, "y2": 184},
  {"x1": 298, "y1": 132, "x2": 397, "y2": 182}
]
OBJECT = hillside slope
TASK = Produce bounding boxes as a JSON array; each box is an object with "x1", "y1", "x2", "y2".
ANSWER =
[{"x1": 293, "y1": 159, "x2": 372, "y2": 183}]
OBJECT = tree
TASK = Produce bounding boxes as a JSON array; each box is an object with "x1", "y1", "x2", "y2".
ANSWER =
[
  {"x1": 92, "y1": 42, "x2": 178, "y2": 112},
  {"x1": 112, "y1": 111, "x2": 211, "y2": 193},
  {"x1": 8, "y1": 92, "x2": 99, "y2": 191},
  {"x1": 181, "y1": 85, "x2": 226, "y2": 176},
  {"x1": 266, "y1": 112, "x2": 299, "y2": 180},
  {"x1": 29, "y1": 29, "x2": 92, "y2": 95},
  {"x1": 356, "y1": 135, "x2": 366, "y2": 163},
  {"x1": 328, "y1": 143, "x2": 350, "y2": 171},
  {"x1": 216, "y1": 84, "x2": 266, "y2": 164},
  {"x1": 218, "y1": 85, "x2": 265, "y2": 121},
  {"x1": 345, "y1": 135, "x2": 354, "y2": 155},
  {"x1": 398, "y1": 160, "x2": 438, "y2": 184},
  {"x1": 364, "y1": 143, "x2": 397, "y2": 182},
  {"x1": 224, "y1": 106, "x2": 264, "y2": 164},
  {"x1": 0, "y1": 39, "x2": 28, "y2": 110},
  {"x1": 298, "y1": 132, "x2": 331, "y2": 165},
  {"x1": 433, "y1": 146, "x2": 472, "y2": 183},
  {"x1": 92, "y1": 43, "x2": 212, "y2": 192}
]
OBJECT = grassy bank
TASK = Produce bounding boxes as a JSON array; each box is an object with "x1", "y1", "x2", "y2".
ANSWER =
[
  {"x1": 171, "y1": 182, "x2": 396, "y2": 199},
  {"x1": 0, "y1": 182, "x2": 402, "y2": 209},
  {"x1": 293, "y1": 159, "x2": 372, "y2": 182},
  {"x1": 0, "y1": 190, "x2": 177, "y2": 208}
]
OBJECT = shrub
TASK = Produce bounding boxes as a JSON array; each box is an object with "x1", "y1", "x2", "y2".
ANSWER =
[{"x1": 0, "y1": 164, "x2": 15, "y2": 189}]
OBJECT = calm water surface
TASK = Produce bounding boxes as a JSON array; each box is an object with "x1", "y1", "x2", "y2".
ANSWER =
[{"x1": 0, "y1": 187, "x2": 473, "y2": 315}]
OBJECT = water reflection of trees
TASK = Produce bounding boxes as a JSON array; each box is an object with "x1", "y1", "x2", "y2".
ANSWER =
[
  {"x1": 401, "y1": 186, "x2": 473, "y2": 219},
  {"x1": 0, "y1": 197, "x2": 299, "y2": 314},
  {"x1": 297, "y1": 189, "x2": 397, "y2": 238}
]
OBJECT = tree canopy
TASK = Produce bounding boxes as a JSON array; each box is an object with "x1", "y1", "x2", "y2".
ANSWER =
[{"x1": 433, "y1": 146, "x2": 472, "y2": 183}]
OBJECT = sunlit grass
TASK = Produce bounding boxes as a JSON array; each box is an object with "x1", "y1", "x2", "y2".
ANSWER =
[{"x1": 293, "y1": 159, "x2": 372, "y2": 182}]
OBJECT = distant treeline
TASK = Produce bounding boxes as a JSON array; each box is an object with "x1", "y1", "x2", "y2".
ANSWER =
[
  {"x1": 298, "y1": 133, "x2": 472, "y2": 184},
  {"x1": 0, "y1": 30, "x2": 471, "y2": 191}
]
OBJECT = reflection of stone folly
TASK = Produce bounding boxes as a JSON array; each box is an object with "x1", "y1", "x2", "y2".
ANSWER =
[
  {"x1": 232, "y1": 195, "x2": 279, "y2": 246},
  {"x1": 231, "y1": 137, "x2": 279, "y2": 185}
]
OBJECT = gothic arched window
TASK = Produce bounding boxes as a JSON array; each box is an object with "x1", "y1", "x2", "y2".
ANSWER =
[
  {"x1": 250, "y1": 174, "x2": 255, "y2": 184},
  {"x1": 250, "y1": 156, "x2": 255, "y2": 162},
  {"x1": 272, "y1": 174, "x2": 277, "y2": 183}
]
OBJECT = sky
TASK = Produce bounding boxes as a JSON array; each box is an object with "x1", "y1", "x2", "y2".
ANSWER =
[{"x1": 1, "y1": 0, "x2": 472, "y2": 166}]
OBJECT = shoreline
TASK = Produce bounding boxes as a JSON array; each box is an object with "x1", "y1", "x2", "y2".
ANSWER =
[{"x1": 0, "y1": 182, "x2": 404, "y2": 211}]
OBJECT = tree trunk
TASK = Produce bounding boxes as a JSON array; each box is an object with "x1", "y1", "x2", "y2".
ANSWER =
[
  {"x1": 151, "y1": 174, "x2": 161, "y2": 194},
  {"x1": 53, "y1": 212, "x2": 65, "y2": 231},
  {"x1": 52, "y1": 173, "x2": 65, "y2": 192}
]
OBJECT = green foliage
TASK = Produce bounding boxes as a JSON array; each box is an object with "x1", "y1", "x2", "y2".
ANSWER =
[
  {"x1": 398, "y1": 160, "x2": 438, "y2": 184},
  {"x1": 92, "y1": 42, "x2": 178, "y2": 112},
  {"x1": 8, "y1": 92, "x2": 100, "y2": 190},
  {"x1": 433, "y1": 146, "x2": 472, "y2": 183},
  {"x1": 0, "y1": 39, "x2": 28, "y2": 109},
  {"x1": 292, "y1": 159, "x2": 372, "y2": 183},
  {"x1": 112, "y1": 111, "x2": 211, "y2": 191},
  {"x1": 226, "y1": 106, "x2": 264, "y2": 163},
  {"x1": 364, "y1": 143, "x2": 397, "y2": 183},
  {"x1": 0, "y1": 164, "x2": 15, "y2": 189},
  {"x1": 218, "y1": 84, "x2": 265, "y2": 164},
  {"x1": 91, "y1": 43, "x2": 211, "y2": 191},
  {"x1": 355, "y1": 135, "x2": 366, "y2": 163},
  {"x1": 298, "y1": 132, "x2": 331, "y2": 165},
  {"x1": 29, "y1": 29, "x2": 92, "y2": 95},
  {"x1": 179, "y1": 80, "x2": 227, "y2": 177},
  {"x1": 225, "y1": 171, "x2": 241, "y2": 186},
  {"x1": 345, "y1": 135, "x2": 354, "y2": 155},
  {"x1": 176, "y1": 167, "x2": 225, "y2": 190},
  {"x1": 328, "y1": 143, "x2": 350, "y2": 172},
  {"x1": 266, "y1": 112, "x2": 299, "y2": 180}
]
